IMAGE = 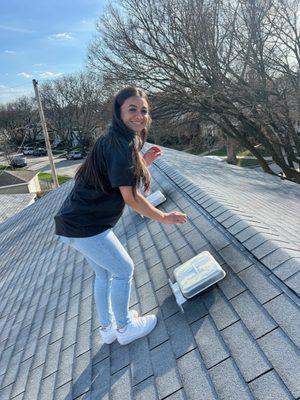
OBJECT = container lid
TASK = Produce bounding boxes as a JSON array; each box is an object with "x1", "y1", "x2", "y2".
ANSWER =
[
  {"x1": 146, "y1": 190, "x2": 166, "y2": 207},
  {"x1": 174, "y1": 251, "x2": 225, "y2": 296}
]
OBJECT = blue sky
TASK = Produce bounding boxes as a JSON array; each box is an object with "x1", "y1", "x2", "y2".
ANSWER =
[{"x1": 0, "y1": 0, "x2": 106, "y2": 104}]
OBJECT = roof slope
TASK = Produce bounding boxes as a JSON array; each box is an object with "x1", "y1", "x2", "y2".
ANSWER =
[
  {"x1": 0, "y1": 148, "x2": 299, "y2": 400},
  {"x1": 0, "y1": 170, "x2": 38, "y2": 187},
  {"x1": 0, "y1": 193, "x2": 36, "y2": 223}
]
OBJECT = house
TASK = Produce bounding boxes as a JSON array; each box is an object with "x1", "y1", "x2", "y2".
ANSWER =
[
  {"x1": 0, "y1": 193, "x2": 35, "y2": 223},
  {"x1": 0, "y1": 170, "x2": 41, "y2": 195},
  {"x1": 0, "y1": 145, "x2": 299, "y2": 399}
]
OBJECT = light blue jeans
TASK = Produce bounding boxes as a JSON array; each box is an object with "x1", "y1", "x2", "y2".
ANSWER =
[{"x1": 59, "y1": 229, "x2": 134, "y2": 327}]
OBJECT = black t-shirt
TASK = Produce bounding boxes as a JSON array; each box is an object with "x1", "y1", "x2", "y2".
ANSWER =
[{"x1": 54, "y1": 129, "x2": 137, "y2": 237}]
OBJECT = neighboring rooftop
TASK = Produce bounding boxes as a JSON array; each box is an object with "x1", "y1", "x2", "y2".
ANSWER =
[
  {"x1": 0, "y1": 193, "x2": 36, "y2": 223},
  {"x1": 0, "y1": 146, "x2": 299, "y2": 400},
  {"x1": 0, "y1": 170, "x2": 38, "y2": 187}
]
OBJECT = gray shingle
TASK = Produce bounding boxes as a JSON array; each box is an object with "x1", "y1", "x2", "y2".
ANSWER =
[
  {"x1": 62, "y1": 315, "x2": 78, "y2": 350},
  {"x1": 221, "y1": 321, "x2": 271, "y2": 382},
  {"x1": 285, "y1": 272, "x2": 300, "y2": 295},
  {"x1": 205, "y1": 228, "x2": 231, "y2": 251},
  {"x1": 156, "y1": 284, "x2": 179, "y2": 319},
  {"x1": 110, "y1": 343, "x2": 129, "y2": 375},
  {"x1": 54, "y1": 381, "x2": 72, "y2": 400},
  {"x1": 184, "y1": 230, "x2": 208, "y2": 252},
  {"x1": 218, "y1": 270, "x2": 246, "y2": 300},
  {"x1": 10, "y1": 357, "x2": 32, "y2": 398},
  {"x1": 133, "y1": 375, "x2": 158, "y2": 400},
  {"x1": 0, "y1": 384, "x2": 13, "y2": 400},
  {"x1": 165, "y1": 312, "x2": 197, "y2": 358},
  {"x1": 218, "y1": 245, "x2": 252, "y2": 273},
  {"x1": 230, "y1": 291, "x2": 277, "y2": 339},
  {"x1": 177, "y1": 349, "x2": 217, "y2": 400},
  {"x1": 252, "y1": 240, "x2": 287, "y2": 260},
  {"x1": 134, "y1": 260, "x2": 151, "y2": 288},
  {"x1": 90, "y1": 358, "x2": 110, "y2": 400},
  {"x1": 110, "y1": 366, "x2": 132, "y2": 400},
  {"x1": 144, "y1": 246, "x2": 162, "y2": 269},
  {"x1": 138, "y1": 282, "x2": 158, "y2": 314},
  {"x1": 238, "y1": 265, "x2": 281, "y2": 304},
  {"x1": 149, "y1": 263, "x2": 169, "y2": 291},
  {"x1": 261, "y1": 248, "x2": 299, "y2": 270},
  {"x1": 150, "y1": 340, "x2": 182, "y2": 399},
  {"x1": 56, "y1": 344, "x2": 75, "y2": 388},
  {"x1": 263, "y1": 294, "x2": 300, "y2": 348},
  {"x1": 66, "y1": 293, "x2": 80, "y2": 321},
  {"x1": 164, "y1": 389, "x2": 187, "y2": 399},
  {"x1": 258, "y1": 328, "x2": 300, "y2": 398},
  {"x1": 129, "y1": 336, "x2": 153, "y2": 386},
  {"x1": 72, "y1": 351, "x2": 92, "y2": 399},
  {"x1": 91, "y1": 329, "x2": 110, "y2": 366},
  {"x1": 248, "y1": 370, "x2": 293, "y2": 400},
  {"x1": 23, "y1": 363, "x2": 43, "y2": 400},
  {"x1": 160, "y1": 246, "x2": 181, "y2": 269},
  {"x1": 148, "y1": 308, "x2": 169, "y2": 350},
  {"x1": 39, "y1": 372, "x2": 56, "y2": 400},
  {"x1": 43, "y1": 338, "x2": 62, "y2": 378},
  {"x1": 192, "y1": 316, "x2": 230, "y2": 369},
  {"x1": 192, "y1": 215, "x2": 215, "y2": 234},
  {"x1": 182, "y1": 295, "x2": 208, "y2": 324},
  {"x1": 78, "y1": 294, "x2": 93, "y2": 325},
  {"x1": 209, "y1": 358, "x2": 253, "y2": 400},
  {"x1": 76, "y1": 319, "x2": 91, "y2": 357},
  {"x1": 273, "y1": 258, "x2": 300, "y2": 280},
  {"x1": 203, "y1": 288, "x2": 240, "y2": 330}
]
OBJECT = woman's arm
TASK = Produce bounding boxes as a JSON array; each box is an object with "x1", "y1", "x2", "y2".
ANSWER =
[{"x1": 119, "y1": 186, "x2": 187, "y2": 224}]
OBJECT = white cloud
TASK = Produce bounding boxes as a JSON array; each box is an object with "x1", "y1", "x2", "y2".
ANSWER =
[
  {"x1": 18, "y1": 72, "x2": 32, "y2": 79},
  {"x1": 0, "y1": 85, "x2": 32, "y2": 104},
  {"x1": 4, "y1": 50, "x2": 17, "y2": 54},
  {"x1": 48, "y1": 32, "x2": 73, "y2": 41},
  {"x1": 33, "y1": 63, "x2": 45, "y2": 67},
  {"x1": 0, "y1": 24, "x2": 34, "y2": 33},
  {"x1": 38, "y1": 71, "x2": 63, "y2": 78}
]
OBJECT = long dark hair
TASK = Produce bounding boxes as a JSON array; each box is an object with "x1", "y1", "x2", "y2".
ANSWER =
[{"x1": 75, "y1": 86, "x2": 151, "y2": 198}]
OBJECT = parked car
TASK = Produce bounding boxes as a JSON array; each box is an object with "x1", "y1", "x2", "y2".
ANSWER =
[
  {"x1": 23, "y1": 146, "x2": 34, "y2": 155},
  {"x1": 33, "y1": 147, "x2": 47, "y2": 156},
  {"x1": 66, "y1": 150, "x2": 83, "y2": 160},
  {"x1": 10, "y1": 156, "x2": 27, "y2": 168}
]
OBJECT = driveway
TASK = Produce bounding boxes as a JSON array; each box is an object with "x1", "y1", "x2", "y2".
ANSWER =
[{"x1": 0, "y1": 152, "x2": 84, "y2": 178}]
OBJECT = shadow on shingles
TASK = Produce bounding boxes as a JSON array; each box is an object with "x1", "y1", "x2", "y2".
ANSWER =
[{"x1": 63, "y1": 344, "x2": 114, "y2": 400}]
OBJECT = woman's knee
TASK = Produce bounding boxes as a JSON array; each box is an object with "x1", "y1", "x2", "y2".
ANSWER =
[{"x1": 115, "y1": 257, "x2": 134, "y2": 280}]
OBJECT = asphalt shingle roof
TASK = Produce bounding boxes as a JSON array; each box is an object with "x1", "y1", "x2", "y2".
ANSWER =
[
  {"x1": 0, "y1": 170, "x2": 38, "y2": 187},
  {"x1": 0, "y1": 194, "x2": 36, "y2": 223},
  {"x1": 0, "y1": 146, "x2": 299, "y2": 400}
]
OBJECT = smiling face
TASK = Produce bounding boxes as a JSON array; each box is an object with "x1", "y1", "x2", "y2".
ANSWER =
[{"x1": 120, "y1": 96, "x2": 149, "y2": 133}]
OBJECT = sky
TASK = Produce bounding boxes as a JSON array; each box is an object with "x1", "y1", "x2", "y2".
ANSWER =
[{"x1": 0, "y1": 0, "x2": 106, "y2": 105}]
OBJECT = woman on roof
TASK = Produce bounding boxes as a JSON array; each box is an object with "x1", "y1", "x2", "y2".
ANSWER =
[{"x1": 54, "y1": 86, "x2": 187, "y2": 346}]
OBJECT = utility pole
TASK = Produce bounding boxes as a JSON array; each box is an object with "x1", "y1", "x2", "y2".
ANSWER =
[{"x1": 32, "y1": 79, "x2": 59, "y2": 188}]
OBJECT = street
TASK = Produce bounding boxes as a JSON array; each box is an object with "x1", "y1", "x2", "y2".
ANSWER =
[{"x1": 0, "y1": 152, "x2": 83, "y2": 178}]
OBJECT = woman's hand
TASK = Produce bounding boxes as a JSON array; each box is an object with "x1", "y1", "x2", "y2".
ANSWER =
[
  {"x1": 143, "y1": 146, "x2": 162, "y2": 166},
  {"x1": 161, "y1": 211, "x2": 188, "y2": 224}
]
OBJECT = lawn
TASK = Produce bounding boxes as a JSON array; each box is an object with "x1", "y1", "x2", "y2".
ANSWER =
[
  {"x1": 237, "y1": 158, "x2": 273, "y2": 168},
  {"x1": 38, "y1": 172, "x2": 72, "y2": 185}
]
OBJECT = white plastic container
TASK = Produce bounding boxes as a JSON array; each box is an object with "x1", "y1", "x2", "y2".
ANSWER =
[
  {"x1": 169, "y1": 251, "x2": 226, "y2": 311},
  {"x1": 146, "y1": 190, "x2": 166, "y2": 207},
  {"x1": 174, "y1": 251, "x2": 226, "y2": 298}
]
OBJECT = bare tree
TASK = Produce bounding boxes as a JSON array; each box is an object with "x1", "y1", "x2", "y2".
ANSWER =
[
  {"x1": 41, "y1": 72, "x2": 107, "y2": 152},
  {"x1": 88, "y1": 0, "x2": 300, "y2": 182}
]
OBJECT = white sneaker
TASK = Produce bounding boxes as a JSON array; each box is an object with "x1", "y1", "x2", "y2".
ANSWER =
[
  {"x1": 99, "y1": 310, "x2": 138, "y2": 344},
  {"x1": 116, "y1": 314, "x2": 157, "y2": 345}
]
